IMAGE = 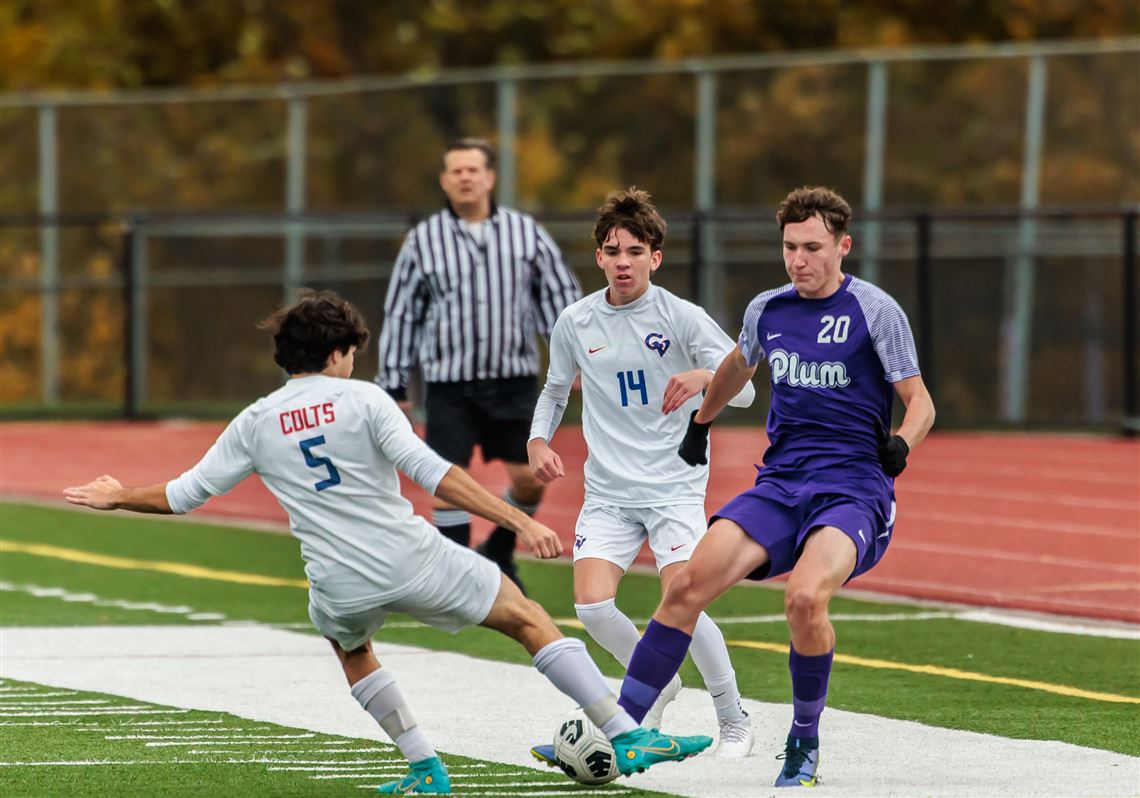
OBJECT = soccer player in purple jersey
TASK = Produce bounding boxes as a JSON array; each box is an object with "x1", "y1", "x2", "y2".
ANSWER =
[{"x1": 611, "y1": 187, "x2": 936, "y2": 788}]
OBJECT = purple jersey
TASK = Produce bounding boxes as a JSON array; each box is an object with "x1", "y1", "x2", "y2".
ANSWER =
[{"x1": 738, "y1": 275, "x2": 920, "y2": 494}]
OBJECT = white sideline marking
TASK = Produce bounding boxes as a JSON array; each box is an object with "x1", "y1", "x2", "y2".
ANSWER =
[
  {"x1": 0, "y1": 581, "x2": 228, "y2": 622},
  {"x1": 1, "y1": 625, "x2": 1136, "y2": 798},
  {"x1": 0, "y1": 708, "x2": 185, "y2": 717},
  {"x1": 106, "y1": 733, "x2": 314, "y2": 741},
  {"x1": 0, "y1": 697, "x2": 110, "y2": 702},
  {"x1": 8, "y1": 575, "x2": 1137, "y2": 639}
]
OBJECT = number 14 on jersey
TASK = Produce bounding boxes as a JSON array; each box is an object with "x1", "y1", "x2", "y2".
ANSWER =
[{"x1": 616, "y1": 369, "x2": 648, "y2": 407}]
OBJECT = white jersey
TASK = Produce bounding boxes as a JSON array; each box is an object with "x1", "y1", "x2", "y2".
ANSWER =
[
  {"x1": 165, "y1": 376, "x2": 454, "y2": 611},
  {"x1": 531, "y1": 285, "x2": 754, "y2": 506}
]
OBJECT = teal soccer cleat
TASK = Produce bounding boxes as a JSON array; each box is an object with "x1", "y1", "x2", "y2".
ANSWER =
[
  {"x1": 611, "y1": 726, "x2": 713, "y2": 776},
  {"x1": 376, "y1": 756, "x2": 451, "y2": 794},
  {"x1": 530, "y1": 743, "x2": 558, "y2": 767},
  {"x1": 774, "y1": 735, "x2": 821, "y2": 787}
]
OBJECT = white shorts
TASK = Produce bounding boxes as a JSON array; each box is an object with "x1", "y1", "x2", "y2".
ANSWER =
[
  {"x1": 307, "y1": 538, "x2": 501, "y2": 651},
  {"x1": 573, "y1": 502, "x2": 708, "y2": 572}
]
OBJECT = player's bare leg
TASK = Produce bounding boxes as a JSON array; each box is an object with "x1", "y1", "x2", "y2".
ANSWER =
[
  {"x1": 655, "y1": 519, "x2": 771, "y2": 633},
  {"x1": 329, "y1": 640, "x2": 449, "y2": 794},
  {"x1": 613, "y1": 520, "x2": 768, "y2": 730},
  {"x1": 775, "y1": 525, "x2": 857, "y2": 788},
  {"x1": 479, "y1": 574, "x2": 711, "y2": 773},
  {"x1": 658, "y1": 555, "x2": 753, "y2": 755}
]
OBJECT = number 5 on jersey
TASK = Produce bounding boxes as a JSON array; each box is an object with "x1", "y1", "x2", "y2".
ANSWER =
[
  {"x1": 299, "y1": 435, "x2": 341, "y2": 491},
  {"x1": 617, "y1": 369, "x2": 648, "y2": 407}
]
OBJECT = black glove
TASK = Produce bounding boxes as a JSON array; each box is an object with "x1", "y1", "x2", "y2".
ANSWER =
[
  {"x1": 678, "y1": 411, "x2": 712, "y2": 466},
  {"x1": 877, "y1": 422, "x2": 910, "y2": 477}
]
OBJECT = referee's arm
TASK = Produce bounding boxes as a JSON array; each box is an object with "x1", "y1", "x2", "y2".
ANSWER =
[
  {"x1": 531, "y1": 225, "x2": 581, "y2": 337},
  {"x1": 377, "y1": 233, "x2": 426, "y2": 402}
]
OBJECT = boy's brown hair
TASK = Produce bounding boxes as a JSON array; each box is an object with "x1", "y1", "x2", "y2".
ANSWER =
[
  {"x1": 258, "y1": 289, "x2": 370, "y2": 375},
  {"x1": 776, "y1": 186, "x2": 852, "y2": 238},
  {"x1": 593, "y1": 187, "x2": 667, "y2": 250}
]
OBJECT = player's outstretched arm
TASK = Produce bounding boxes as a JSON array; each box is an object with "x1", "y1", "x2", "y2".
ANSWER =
[
  {"x1": 678, "y1": 348, "x2": 758, "y2": 466},
  {"x1": 694, "y1": 347, "x2": 757, "y2": 424},
  {"x1": 63, "y1": 475, "x2": 173, "y2": 514},
  {"x1": 892, "y1": 375, "x2": 935, "y2": 450},
  {"x1": 527, "y1": 437, "x2": 565, "y2": 484},
  {"x1": 434, "y1": 466, "x2": 563, "y2": 559},
  {"x1": 878, "y1": 376, "x2": 936, "y2": 477}
]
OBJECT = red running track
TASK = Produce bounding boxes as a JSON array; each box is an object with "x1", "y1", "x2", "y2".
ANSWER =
[{"x1": 2, "y1": 421, "x2": 1137, "y2": 623}]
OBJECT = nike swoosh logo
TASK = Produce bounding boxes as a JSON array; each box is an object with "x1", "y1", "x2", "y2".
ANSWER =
[
  {"x1": 793, "y1": 720, "x2": 812, "y2": 727},
  {"x1": 670, "y1": 544, "x2": 687, "y2": 551},
  {"x1": 766, "y1": 332, "x2": 782, "y2": 340},
  {"x1": 633, "y1": 739, "x2": 681, "y2": 756},
  {"x1": 588, "y1": 346, "x2": 606, "y2": 354},
  {"x1": 877, "y1": 531, "x2": 890, "y2": 540}
]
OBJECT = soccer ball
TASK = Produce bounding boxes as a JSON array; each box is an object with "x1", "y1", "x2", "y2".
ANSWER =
[{"x1": 552, "y1": 709, "x2": 619, "y2": 785}]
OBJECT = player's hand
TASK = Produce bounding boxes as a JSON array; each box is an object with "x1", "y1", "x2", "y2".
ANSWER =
[
  {"x1": 63, "y1": 475, "x2": 123, "y2": 510},
  {"x1": 527, "y1": 439, "x2": 565, "y2": 484},
  {"x1": 517, "y1": 518, "x2": 563, "y2": 559},
  {"x1": 661, "y1": 369, "x2": 714, "y2": 415},
  {"x1": 877, "y1": 422, "x2": 910, "y2": 477},
  {"x1": 677, "y1": 410, "x2": 712, "y2": 466}
]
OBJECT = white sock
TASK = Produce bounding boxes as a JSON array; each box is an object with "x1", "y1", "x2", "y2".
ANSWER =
[
  {"x1": 690, "y1": 612, "x2": 746, "y2": 722},
  {"x1": 350, "y1": 667, "x2": 437, "y2": 762},
  {"x1": 575, "y1": 598, "x2": 640, "y2": 668},
  {"x1": 533, "y1": 637, "x2": 638, "y2": 738}
]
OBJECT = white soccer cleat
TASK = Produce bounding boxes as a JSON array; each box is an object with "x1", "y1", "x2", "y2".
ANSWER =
[
  {"x1": 711, "y1": 711, "x2": 754, "y2": 758},
  {"x1": 641, "y1": 673, "x2": 682, "y2": 731}
]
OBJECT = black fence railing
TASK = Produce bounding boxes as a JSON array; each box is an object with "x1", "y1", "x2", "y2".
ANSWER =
[{"x1": 1, "y1": 206, "x2": 1136, "y2": 435}]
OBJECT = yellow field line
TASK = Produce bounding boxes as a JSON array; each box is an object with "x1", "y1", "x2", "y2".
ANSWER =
[
  {"x1": 726, "y1": 639, "x2": 1140, "y2": 705},
  {"x1": 0, "y1": 540, "x2": 308, "y2": 589}
]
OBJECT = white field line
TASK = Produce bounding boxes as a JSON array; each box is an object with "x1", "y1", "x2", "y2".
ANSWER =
[
  {"x1": 188, "y1": 747, "x2": 393, "y2": 755},
  {"x1": 106, "y1": 733, "x2": 313, "y2": 740},
  {"x1": 268, "y1": 763, "x2": 493, "y2": 771},
  {"x1": 912, "y1": 460, "x2": 1137, "y2": 485},
  {"x1": 0, "y1": 699, "x2": 111, "y2": 706},
  {"x1": 863, "y1": 574, "x2": 1139, "y2": 614},
  {"x1": 889, "y1": 540, "x2": 1139, "y2": 574},
  {"x1": 902, "y1": 482, "x2": 1137, "y2": 511},
  {"x1": 0, "y1": 581, "x2": 227, "y2": 622},
  {"x1": 902, "y1": 509, "x2": 1137, "y2": 540},
  {"x1": 2, "y1": 625, "x2": 1136, "y2": 798},
  {"x1": 0, "y1": 708, "x2": 186, "y2": 717},
  {"x1": 0, "y1": 687, "x2": 75, "y2": 694}
]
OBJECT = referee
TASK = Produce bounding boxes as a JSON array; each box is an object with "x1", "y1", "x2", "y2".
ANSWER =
[{"x1": 377, "y1": 138, "x2": 581, "y2": 591}]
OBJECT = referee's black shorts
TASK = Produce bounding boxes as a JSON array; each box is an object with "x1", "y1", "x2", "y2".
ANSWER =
[{"x1": 424, "y1": 377, "x2": 538, "y2": 466}]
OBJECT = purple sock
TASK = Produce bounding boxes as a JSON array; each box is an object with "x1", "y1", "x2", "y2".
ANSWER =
[
  {"x1": 788, "y1": 644, "x2": 833, "y2": 739},
  {"x1": 617, "y1": 620, "x2": 692, "y2": 724}
]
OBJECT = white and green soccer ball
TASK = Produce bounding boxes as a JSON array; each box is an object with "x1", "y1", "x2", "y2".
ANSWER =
[{"x1": 552, "y1": 709, "x2": 619, "y2": 785}]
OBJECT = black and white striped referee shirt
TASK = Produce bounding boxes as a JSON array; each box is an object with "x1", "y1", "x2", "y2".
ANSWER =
[{"x1": 377, "y1": 204, "x2": 581, "y2": 399}]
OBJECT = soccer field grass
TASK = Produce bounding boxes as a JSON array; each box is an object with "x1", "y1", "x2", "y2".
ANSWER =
[{"x1": 1, "y1": 501, "x2": 1138, "y2": 796}]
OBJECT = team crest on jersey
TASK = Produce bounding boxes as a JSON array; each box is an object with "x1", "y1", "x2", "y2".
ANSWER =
[
  {"x1": 575, "y1": 534, "x2": 586, "y2": 551},
  {"x1": 768, "y1": 349, "x2": 851, "y2": 388},
  {"x1": 644, "y1": 332, "x2": 670, "y2": 357}
]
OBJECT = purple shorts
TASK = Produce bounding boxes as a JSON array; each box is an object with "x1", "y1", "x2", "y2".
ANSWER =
[{"x1": 712, "y1": 472, "x2": 895, "y2": 583}]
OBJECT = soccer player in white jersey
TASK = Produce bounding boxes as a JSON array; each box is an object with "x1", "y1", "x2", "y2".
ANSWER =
[
  {"x1": 63, "y1": 290, "x2": 711, "y2": 795},
  {"x1": 526, "y1": 188, "x2": 757, "y2": 764}
]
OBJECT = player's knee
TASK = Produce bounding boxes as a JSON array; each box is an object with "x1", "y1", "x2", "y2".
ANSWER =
[
  {"x1": 661, "y1": 568, "x2": 702, "y2": 613},
  {"x1": 784, "y1": 586, "x2": 827, "y2": 628}
]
